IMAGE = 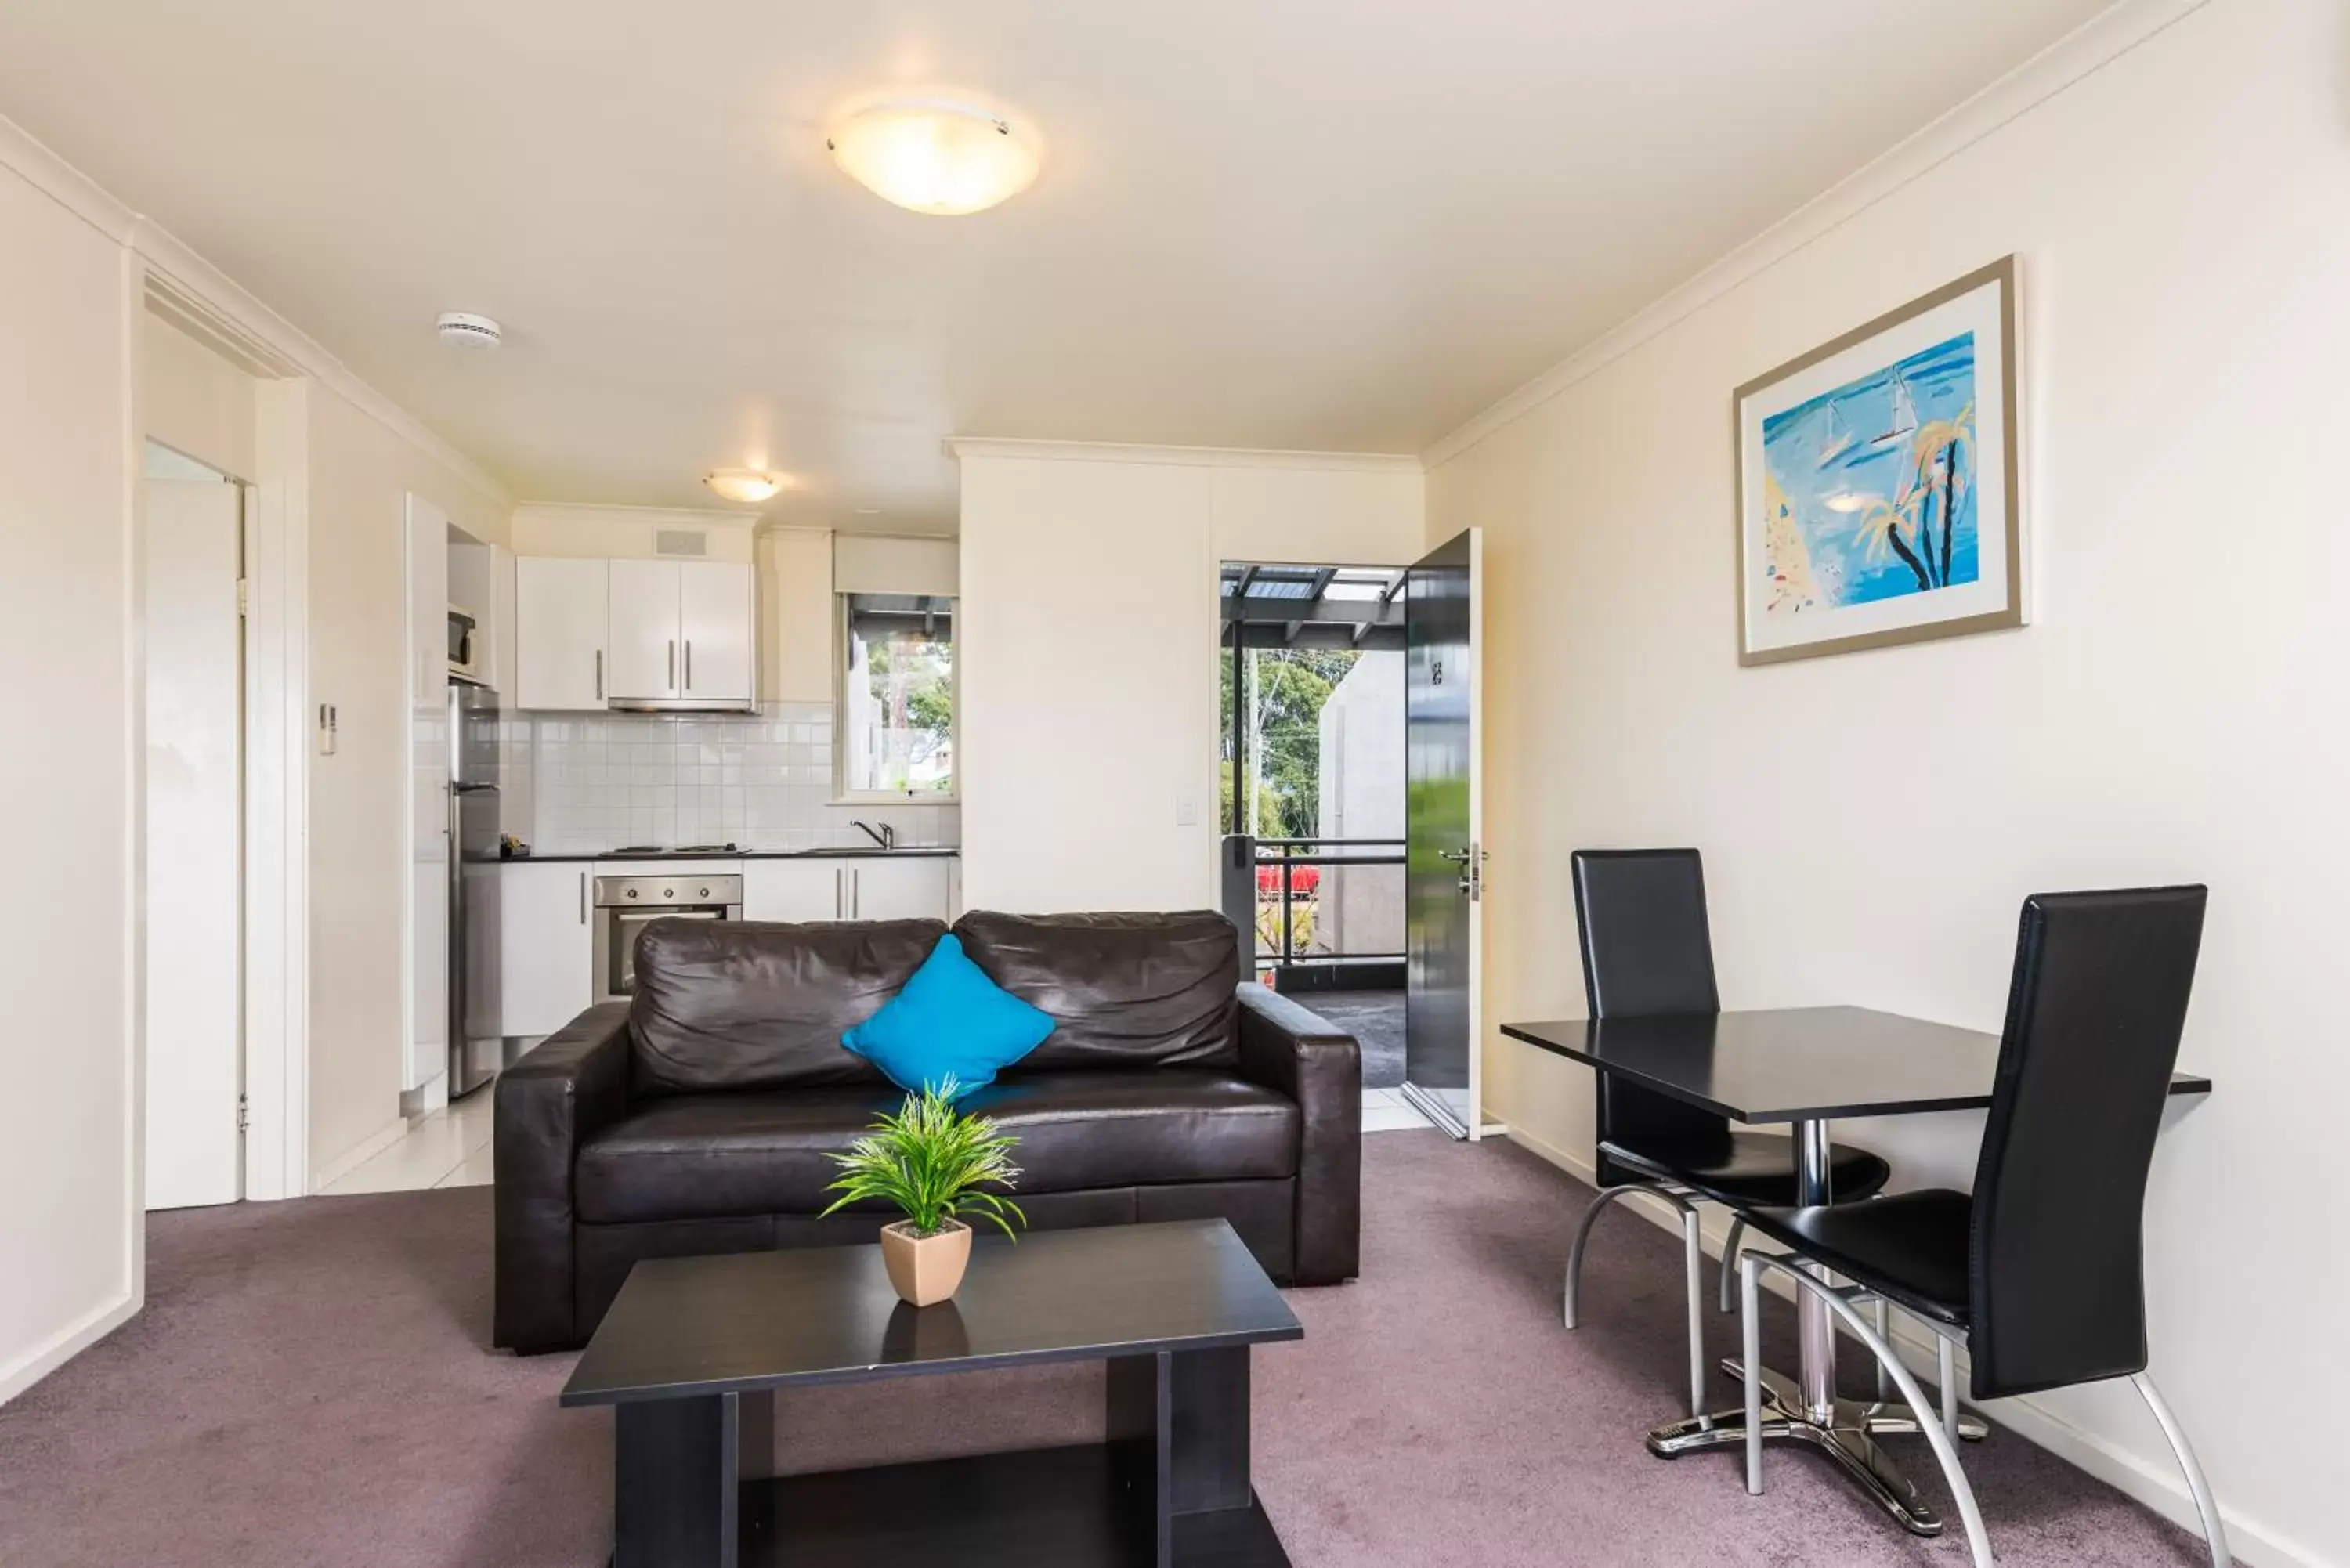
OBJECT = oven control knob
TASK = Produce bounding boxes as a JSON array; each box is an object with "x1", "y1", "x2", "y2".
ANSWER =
[
  {"x1": 625, "y1": 887, "x2": 638, "y2": 898},
  {"x1": 662, "y1": 887, "x2": 674, "y2": 898},
  {"x1": 698, "y1": 887, "x2": 710, "y2": 898}
]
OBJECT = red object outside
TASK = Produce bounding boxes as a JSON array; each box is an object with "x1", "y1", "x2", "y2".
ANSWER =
[{"x1": 1256, "y1": 865, "x2": 1321, "y2": 895}]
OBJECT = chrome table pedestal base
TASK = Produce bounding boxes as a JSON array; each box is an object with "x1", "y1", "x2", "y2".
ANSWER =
[{"x1": 1645, "y1": 1362, "x2": 1983, "y2": 1537}]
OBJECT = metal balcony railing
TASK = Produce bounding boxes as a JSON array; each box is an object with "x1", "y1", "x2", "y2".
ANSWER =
[{"x1": 1242, "y1": 836, "x2": 1406, "y2": 968}]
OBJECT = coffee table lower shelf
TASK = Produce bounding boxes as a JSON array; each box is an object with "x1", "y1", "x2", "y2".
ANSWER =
[{"x1": 732, "y1": 1443, "x2": 1288, "y2": 1568}]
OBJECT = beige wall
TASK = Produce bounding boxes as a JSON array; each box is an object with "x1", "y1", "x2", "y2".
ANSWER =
[
  {"x1": 143, "y1": 313, "x2": 255, "y2": 480},
  {"x1": 304, "y1": 388, "x2": 508, "y2": 1182},
  {"x1": 511, "y1": 502, "x2": 752, "y2": 562},
  {"x1": 760, "y1": 527, "x2": 834, "y2": 704},
  {"x1": 1427, "y1": 2, "x2": 2342, "y2": 1561},
  {"x1": 955, "y1": 446, "x2": 1423, "y2": 912},
  {"x1": 0, "y1": 159, "x2": 139, "y2": 1400}
]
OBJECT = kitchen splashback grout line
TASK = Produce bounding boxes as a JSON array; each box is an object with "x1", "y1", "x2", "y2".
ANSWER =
[{"x1": 516, "y1": 699, "x2": 958, "y2": 858}]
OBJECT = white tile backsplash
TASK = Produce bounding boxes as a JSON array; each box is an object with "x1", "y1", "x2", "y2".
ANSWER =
[{"x1": 523, "y1": 700, "x2": 959, "y2": 854}]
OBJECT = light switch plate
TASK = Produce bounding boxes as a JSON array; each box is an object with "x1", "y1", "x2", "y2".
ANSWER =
[{"x1": 1175, "y1": 793, "x2": 1198, "y2": 827}]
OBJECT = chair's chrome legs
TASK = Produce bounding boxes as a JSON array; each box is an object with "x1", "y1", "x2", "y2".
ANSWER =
[
  {"x1": 1874, "y1": 1297, "x2": 1893, "y2": 1403},
  {"x1": 2131, "y1": 1373, "x2": 2232, "y2": 1568},
  {"x1": 1682, "y1": 1209, "x2": 1705, "y2": 1416},
  {"x1": 1937, "y1": 1335, "x2": 1959, "y2": 1444},
  {"x1": 1718, "y1": 1215, "x2": 1748, "y2": 1315},
  {"x1": 1565, "y1": 1181, "x2": 1708, "y2": 1417},
  {"x1": 1741, "y1": 1253, "x2": 1765, "y2": 1495},
  {"x1": 1743, "y1": 1255, "x2": 1994, "y2": 1568},
  {"x1": 1564, "y1": 1182, "x2": 1694, "y2": 1328}
]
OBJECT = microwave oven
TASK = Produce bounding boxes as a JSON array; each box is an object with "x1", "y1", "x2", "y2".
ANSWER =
[{"x1": 447, "y1": 605, "x2": 483, "y2": 683}]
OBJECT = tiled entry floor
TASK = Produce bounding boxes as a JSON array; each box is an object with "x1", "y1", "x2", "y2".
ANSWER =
[
  {"x1": 318, "y1": 1090, "x2": 495, "y2": 1195},
  {"x1": 1363, "y1": 1087, "x2": 1435, "y2": 1133}
]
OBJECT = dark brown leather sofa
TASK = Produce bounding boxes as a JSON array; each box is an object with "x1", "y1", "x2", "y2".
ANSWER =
[{"x1": 494, "y1": 909, "x2": 1361, "y2": 1353}]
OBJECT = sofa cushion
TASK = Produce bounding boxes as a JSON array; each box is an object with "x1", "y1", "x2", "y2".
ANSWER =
[
  {"x1": 573, "y1": 1070, "x2": 1299, "y2": 1225},
  {"x1": 841, "y1": 934, "x2": 1056, "y2": 1096},
  {"x1": 951, "y1": 910, "x2": 1240, "y2": 1070},
  {"x1": 627, "y1": 918, "x2": 945, "y2": 1094}
]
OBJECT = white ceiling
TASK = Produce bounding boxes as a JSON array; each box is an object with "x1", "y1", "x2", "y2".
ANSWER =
[{"x1": 0, "y1": 2, "x2": 2110, "y2": 533}]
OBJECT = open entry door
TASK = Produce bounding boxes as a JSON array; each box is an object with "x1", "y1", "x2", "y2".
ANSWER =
[{"x1": 1401, "y1": 528, "x2": 1482, "y2": 1140}]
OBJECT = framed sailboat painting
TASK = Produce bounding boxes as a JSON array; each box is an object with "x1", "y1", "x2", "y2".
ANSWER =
[{"x1": 1734, "y1": 256, "x2": 2023, "y2": 665}]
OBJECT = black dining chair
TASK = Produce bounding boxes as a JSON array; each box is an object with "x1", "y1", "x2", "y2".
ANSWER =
[
  {"x1": 1565, "y1": 849, "x2": 1893, "y2": 1415},
  {"x1": 1735, "y1": 886, "x2": 2227, "y2": 1568}
]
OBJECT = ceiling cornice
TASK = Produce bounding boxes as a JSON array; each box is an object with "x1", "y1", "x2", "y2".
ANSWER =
[
  {"x1": 0, "y1": 108, "x2": 512, "y2": 510},
  {"x1": 946, "y1": 437, "x2": 1421, "y2": 475},
  {"x1": 1421, "y1": 0, "x2": 2212, "y2": 471}
]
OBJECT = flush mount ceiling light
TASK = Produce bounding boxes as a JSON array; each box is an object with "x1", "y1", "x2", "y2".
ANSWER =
[
  {"x1": 826, "y1": 99, "x2": 1041, "y2": 215},
  {"x1": 705, "y1": 469, "x2": 783, "y2": 504}
]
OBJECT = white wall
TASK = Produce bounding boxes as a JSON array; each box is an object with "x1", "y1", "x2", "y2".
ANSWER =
[
  {"x1": 954, "y1": 443, "x2": 1423, "y2": 912},
  {"x1": 1426, "y1": 2, "x2": 2345, "y2": 1562},
  {"x1": 512, "y1": 502, "x2": 752, "y2": 562},
  {"x1": 0, "y1": 153, "x2": 139, "y2": 1401},
  {"x1": 143, "y1": 313, "x2": 255, "y2": 480},
  {"x1": 305, "y1": 388, "x2": 508, "y2": 1183}
]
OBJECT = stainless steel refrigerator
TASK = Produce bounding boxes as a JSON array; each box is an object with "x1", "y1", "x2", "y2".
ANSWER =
[{"x1": 448, "y1": 681, "x2": 504, "y2": 1098}]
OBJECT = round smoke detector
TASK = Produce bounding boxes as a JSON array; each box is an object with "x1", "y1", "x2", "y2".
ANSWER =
[{"x1": 436, "y1": 311, "x2": 503, "y2": 349}]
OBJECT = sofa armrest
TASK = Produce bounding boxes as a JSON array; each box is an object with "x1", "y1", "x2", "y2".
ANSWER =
[
  {"x1": 1235, "y1": 984, "x2": 1361, "y2": 1284},
  {"x1": 494, "y1": 1003, "x2": 632, "y2": 1353}
]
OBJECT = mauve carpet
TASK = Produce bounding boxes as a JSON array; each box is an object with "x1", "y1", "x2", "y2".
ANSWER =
[{"x1": 0, "y1": 1133, "x2": 2214, "y2": 1566}]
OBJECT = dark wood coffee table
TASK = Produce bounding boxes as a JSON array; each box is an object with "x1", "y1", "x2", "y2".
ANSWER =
[{"x1": 560, "y1": 1219, "x2": 1303, "y2": 1567}]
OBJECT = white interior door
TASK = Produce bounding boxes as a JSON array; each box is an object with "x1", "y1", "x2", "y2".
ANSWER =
[
  {"x1": 144, "y1": 464, "x2": 244, "y2": 1209},
  {"x1": 678, "y1": 560, "x2": 754, "y2": 703},
  {"x1": 608, "y1": 558, "x2": 682, "y2": 700}
]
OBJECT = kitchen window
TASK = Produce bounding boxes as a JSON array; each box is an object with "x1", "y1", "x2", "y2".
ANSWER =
[{"x1": 837, "y1": 592, "x2": 955, "y2": 799}]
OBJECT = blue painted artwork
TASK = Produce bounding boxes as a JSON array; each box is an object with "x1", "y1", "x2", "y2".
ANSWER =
[{"x1": 1757, "y1": 331, "x2": 1977, "y2": 619}]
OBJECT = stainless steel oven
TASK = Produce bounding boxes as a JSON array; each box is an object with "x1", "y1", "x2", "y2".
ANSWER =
[{"x1": 592, "y1": 873, "x2": 745, "y2": 1003}]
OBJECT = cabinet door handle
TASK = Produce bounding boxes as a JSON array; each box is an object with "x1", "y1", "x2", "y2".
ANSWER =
[
  {"x1": 667, "y1": 640, "x2": 677, "y2": 692},
  {"x1": 833, "y1": 867, "x2": 843, "y2": 919},
  {"x1": 850, "y1": 868, "x2": 860, "y2": 919},
  {"x1": 578, "y1": 871, "x2": 587, "y2": 924},
  {"x1": 594, "y1": 649, "x2": 603, "y2": 701},
  {"x1": 685, "y1": 639, "x2": 692, "y2": 692}
]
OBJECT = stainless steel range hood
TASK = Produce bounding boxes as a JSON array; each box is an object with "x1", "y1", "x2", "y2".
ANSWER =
[{"x1": 606, "y1": 696, "x2": 760, "y2": 714}]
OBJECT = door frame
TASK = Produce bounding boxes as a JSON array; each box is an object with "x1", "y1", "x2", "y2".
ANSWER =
[{"x1": 136, "y1": 273, "x2": 313, "y2": 1201}]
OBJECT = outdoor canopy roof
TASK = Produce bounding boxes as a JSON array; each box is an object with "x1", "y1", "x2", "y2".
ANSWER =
[{"x1": 1219, "y1": 563, "x2": 1407, "y2": 651}]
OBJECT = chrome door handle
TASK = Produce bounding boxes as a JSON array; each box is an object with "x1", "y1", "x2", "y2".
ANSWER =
[
  {"x1": 594, "y1": 649, "x2": 603, "y2": 700},
  {"x1": 579, "y1": 871, "x2": 587, "y2": 924},
  {"x1": 685, "y1": 639, "x2": 692, "y2": 691},
  {"x1": 667, "y1": 640, "x2": 677, "y2": 692},
  {"x1": 833, "y1": 866, "x2": 842, "y2": 919},
  {"x1": 851, "y1": 868, "x2": 860, "y2": 919},
  {"x1": 1436, "y1": 847, "x2": 1473, "y2": 863}
]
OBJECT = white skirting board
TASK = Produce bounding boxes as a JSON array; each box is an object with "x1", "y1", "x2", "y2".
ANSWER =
[
  {"x1": 1499, "y1": 1120, "x2": 2314, "y2": 1568},
  {"x1": 307, "y1": 1115, "x2": 410, "y2": 1194}
]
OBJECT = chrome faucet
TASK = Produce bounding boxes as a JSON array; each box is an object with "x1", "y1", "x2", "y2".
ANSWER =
[{"x1": 850, "y1": 819, "x2": 895, "y2": 851}]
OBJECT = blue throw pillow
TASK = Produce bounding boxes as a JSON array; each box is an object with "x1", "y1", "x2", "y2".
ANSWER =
[{"x1": 842, "y1": 934, "x2": 1056, "y2": 1097}]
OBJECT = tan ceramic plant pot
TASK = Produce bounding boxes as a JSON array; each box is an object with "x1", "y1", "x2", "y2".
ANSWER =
[{"x1": 880, "y1": 1219, "x2": 972, "y2": 1306}]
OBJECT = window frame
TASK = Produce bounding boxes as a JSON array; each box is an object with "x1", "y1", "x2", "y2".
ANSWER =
[{"x1": 831, "y1": 589, "x2": 960, "y2": 804}]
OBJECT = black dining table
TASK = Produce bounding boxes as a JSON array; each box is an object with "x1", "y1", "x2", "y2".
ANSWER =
[{"x1": 1499, "y1": 1005, "x2": 2211, "y2": 1537}]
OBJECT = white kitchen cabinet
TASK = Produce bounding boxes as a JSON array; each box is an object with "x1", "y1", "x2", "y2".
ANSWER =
[
  {"x1": 515, "y1": 557, "x2": 610, "y2": 710},
  {"x1": 845, "y1": 855, "x2": 955, "y2": 921},
  {"x1": 743, "y1": 857, "x2": 849, "y2": 922},
  {"x1": 679, "y1": 559, "x2": 755, "y2": 703},
  {"x1": 607, "y1": 558, "x2": 756, "y2": 705},
  {"x1": 501, "y1": 860, "x2": 595, "y2": 1038},
  {"x1": 607, "y1": 558, "x2": 682, "y2": 701}
]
